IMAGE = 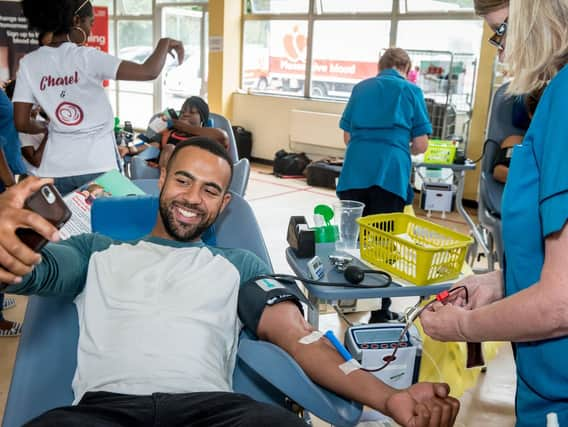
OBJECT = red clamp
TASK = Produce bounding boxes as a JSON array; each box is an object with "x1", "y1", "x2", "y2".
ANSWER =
[{"x1": 436, "y1": 290, "x2": 450, "y2": 303}]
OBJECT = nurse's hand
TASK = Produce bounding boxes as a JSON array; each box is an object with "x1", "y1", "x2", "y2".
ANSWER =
[
  {"x1": 444, "y1": 271, "x2": 504, "y2": 310},
  {"x1": 386, "y1": 382, "x2": 460, "y2": 427},
  {"x1": 420, "y1": 302, "x2": 470, "y2": 342}
]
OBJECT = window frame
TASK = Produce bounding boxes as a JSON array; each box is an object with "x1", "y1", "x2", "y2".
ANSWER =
[
  {"x1": 242, "y1": 0, "x2": 478, "y2": 99},
  {"x1": 93, "y1": 0, "x2": 207, "y2": 127}
]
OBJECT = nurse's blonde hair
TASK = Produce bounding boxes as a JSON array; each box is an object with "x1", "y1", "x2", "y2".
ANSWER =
[{"x1": 506, "y1": 0, "x2": 568, "y2": 95}]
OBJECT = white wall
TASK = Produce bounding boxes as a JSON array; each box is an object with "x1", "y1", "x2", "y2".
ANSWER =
[{"x1": 232, "y1": 93, "x2": 347, "y2": 160}]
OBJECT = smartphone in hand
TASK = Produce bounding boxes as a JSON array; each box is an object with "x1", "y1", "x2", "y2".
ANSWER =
[
  {"x1": 167, "y1": 108, "x2": 178, "y2": 120},
  {"x1": 16, "y1": 184, "x2": 71, "y2": 252}
]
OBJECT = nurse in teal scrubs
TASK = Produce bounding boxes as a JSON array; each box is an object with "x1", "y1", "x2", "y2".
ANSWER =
[
  {"x1": 338, "y1": 47, "x2": 431, "y2": 323},
  {"x1": 337, "y1": 47, "x2": 431, "y2": 216},
  {"x1": 421, "y1": 1, "x2": 568, "y2": 425}
]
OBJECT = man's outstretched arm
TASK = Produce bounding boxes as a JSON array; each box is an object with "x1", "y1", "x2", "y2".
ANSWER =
[
  {"x1": 257, "y1": 302, "x2": 459, "y2": 427},
  {"x1": 0, "y1": 177, "x2": 91, "y2": 297}
]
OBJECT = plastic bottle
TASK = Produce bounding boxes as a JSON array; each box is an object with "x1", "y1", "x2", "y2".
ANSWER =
[
  {"x1": 114, "y1": 117, "x2": 124, "y2": 146},
  {"x1": 546, "y1": 412, "x2": 559, "y2": 427}
]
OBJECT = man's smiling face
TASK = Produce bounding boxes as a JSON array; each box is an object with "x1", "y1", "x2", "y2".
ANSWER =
[{"x1": 156, "y1": 145, "x2": 231, "y2": 242}]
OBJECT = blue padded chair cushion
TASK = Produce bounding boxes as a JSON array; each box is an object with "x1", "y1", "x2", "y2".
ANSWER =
[{"x1": 90, "y1": 195, "x2": 216, "y2": 245}]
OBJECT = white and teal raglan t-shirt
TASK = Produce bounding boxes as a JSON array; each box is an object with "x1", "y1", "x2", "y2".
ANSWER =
[{"x1": 7, "y1": 233, "x2": 271, "y2": 403}]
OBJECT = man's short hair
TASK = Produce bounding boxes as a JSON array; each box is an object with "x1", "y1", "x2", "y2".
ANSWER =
[{"x1": 167, "y1": 137, "x2": 234, "y2": 190}]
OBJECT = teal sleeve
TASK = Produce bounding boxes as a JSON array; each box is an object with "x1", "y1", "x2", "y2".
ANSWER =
[
  {"x1": 4, "y1": 234, "x2": 105, "y2": 297},
  {"x1": 340, "y1": 92, "x2": 355, "y2": 133},
  {"x1": 411, "y1": 87, "x2": 432, "y2": 138},
  {"x1": 212, "y1": 247, "x2": 272, "y2": 284},
  {"x1": 535, "y1": 73, "x2": 568, "y2": 237},
  {"x1": 237, "y1": 251, "x2": 272, "y2": 284}
]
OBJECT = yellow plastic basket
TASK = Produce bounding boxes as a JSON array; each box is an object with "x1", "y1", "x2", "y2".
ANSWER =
[{"x1": 357, "y1": 213, "x2": 473, "y2": 285}]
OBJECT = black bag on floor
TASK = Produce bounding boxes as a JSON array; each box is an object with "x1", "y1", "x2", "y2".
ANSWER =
[
  {"x1": 306, "y1": 158, "x2": 343, "y2": 189},
  {"x1": 232, "y1": 126, "x2": 253, "y2": 160},
  {"x1": 273, "y1": 150, "x2": 311, "y2": 176}
]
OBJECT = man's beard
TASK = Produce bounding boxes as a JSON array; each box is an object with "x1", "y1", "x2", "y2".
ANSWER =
[{"x1": 159, "y1": 194, "x2": 219, "y2": 242}]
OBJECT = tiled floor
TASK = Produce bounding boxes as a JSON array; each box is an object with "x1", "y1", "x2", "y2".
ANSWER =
[{"x1": 0, "y1": 164, "x2": 516, "y2": 426}]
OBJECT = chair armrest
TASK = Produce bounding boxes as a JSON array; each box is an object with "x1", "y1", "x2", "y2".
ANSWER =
[
  {"x1": 237, "y1": 334, "x2": 362, "y2": 427},
  {"x1": 134, "y1": 145, "x2": 161, "y2": 161}
]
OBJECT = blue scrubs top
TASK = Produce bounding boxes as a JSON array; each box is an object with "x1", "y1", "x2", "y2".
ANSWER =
[
  {"x1": 501, "y1": 64, "x2": 568, "y2": 426},
  {"x1": 0, "y1": 90, "x2": 26, "y2": 177},
  {"x1": 337, "y1": 69, "x2": 432, "y2": 203}
]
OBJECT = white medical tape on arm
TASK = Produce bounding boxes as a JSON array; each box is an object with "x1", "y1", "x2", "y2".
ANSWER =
[
  {"x1": 339, "y1": 358, "x2": 361, "y2": 375},
  {"x1": 299, "y1": 330, "x2": 324, "y2": 344}
]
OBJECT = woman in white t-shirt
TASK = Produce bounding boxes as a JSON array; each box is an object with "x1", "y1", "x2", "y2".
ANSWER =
[{"x1": 13, "y1": 0, "x2": 184, "y2": 194}]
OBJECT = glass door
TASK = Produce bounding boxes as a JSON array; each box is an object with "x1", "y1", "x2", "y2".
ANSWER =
[{"x1": 157, "y1": 4, "x2": 208, "y2": 111}]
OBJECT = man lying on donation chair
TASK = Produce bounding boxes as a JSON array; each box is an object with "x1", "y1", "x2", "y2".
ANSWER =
[
  {"x1": 119, "y1": 96, "x2": 229, "y2": 167},
  {"x1": 0, "y1": 137, "x2": 459, "y2": 427}
]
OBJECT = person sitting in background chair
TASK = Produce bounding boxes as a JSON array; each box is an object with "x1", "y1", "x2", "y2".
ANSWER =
[
  {"x1": 121, "y1": 96, "x2": 229, "y2": 168},
  {"x1": 491, "y1": 134, "x2": 522, "y2": 183},
  {"x1": 491, "y1": 86, "x2": 543, "y2": 184},
  {"x1": 0, "y1": 137, "x2": 458, "y2": 427}
]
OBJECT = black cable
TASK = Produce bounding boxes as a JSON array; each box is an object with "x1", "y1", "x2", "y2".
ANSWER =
[
  {"x1": 469, "y1": 138, "x2": 502, "y2": 164},
  {"x1": 332, "y1": 305, "x2": 354, "y2": 327},
  {"x1": 361, "y1": 286, "x2": 469, "y2": 373},
  {"x1": 264, "y1": 272, "x2": 392, "y2": 289}
]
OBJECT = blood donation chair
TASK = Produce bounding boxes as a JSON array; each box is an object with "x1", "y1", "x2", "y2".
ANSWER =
[
  {"x1": 476, "y1": 83, "x2": 527, "y2": 269},
  {"x1": 128, "y1": 113, "x2": 251, "y2": 196},
  {"x1": 3, "y1": 194, "x2": 362, "y2": 427}
]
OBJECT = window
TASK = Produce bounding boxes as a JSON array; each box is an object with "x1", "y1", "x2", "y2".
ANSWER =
[
  {"x1": 161, "y1": 6, "x2": 209, "y2": 110},
  {"x1": 310, "y1": 21, "x2": 390, "y2": 99},
  {"x1": 243, "y1": 20, "x2": 307, "y2": 96},
  {"x1": 397, "y1": 20, "x2": 482, "y2": 53},
  {"x1": 117, "y1": 20, "x2": 154, "y2": 128},
  {"x1": 117, "y1": 0, "x2": 152, "y2": 16},
  {"x1": 246, "y1": 0, "x2": 309, "y2": 14},
  {"x1": 400, "y1": 0, "x2": 474, "y2": 13},
  {"x1": 316, "y1": 0, "x2": 392, "y2": 14},
  {"x1": 243, "y1": 1, "x2": 482, "y2": 102},
  {"x1": 93, "y1": 0, "x2": 113, "y2": 11},
  {"x1": 242, "y1": 0, "x2": 483, "y2": 144},
  {"x1": 398, "y1": 20, "x2": 482, "y2": 113}
]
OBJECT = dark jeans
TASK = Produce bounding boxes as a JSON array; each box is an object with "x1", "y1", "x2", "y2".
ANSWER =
[
  {"x1": 337, "y1": 185, "x2": 405, "y2": 217},
  {"x1": 0, "y1": 293, "x2": 4, "y2": 321},
  {"x1": 54, "y1": 172, "x2": 106, "y2": 196},
  {"x1": 25, "y1": 391, "x2": 308, "y2": 427},
  {"x1": 338, "y1": 185, "x2": 405, "y2": 322}
]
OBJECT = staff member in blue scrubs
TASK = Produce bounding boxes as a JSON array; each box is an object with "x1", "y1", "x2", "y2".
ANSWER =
[
  {"x1": 0, "y1": 82, "x2": 27, "y2": 337},
  {"x1": 337, "y1": 47, "x2": 431, "y2": 216},
  {"x1": 421, "y1": 1, "x2": 568, "y2": 425},
  {"x1": 338, "y1": 47, "x2": 431, "y2": 323}
]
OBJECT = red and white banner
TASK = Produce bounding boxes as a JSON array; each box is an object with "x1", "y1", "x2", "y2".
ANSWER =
[{"x1": 86, "y1": 6, "x2": 109, "y2": 53}]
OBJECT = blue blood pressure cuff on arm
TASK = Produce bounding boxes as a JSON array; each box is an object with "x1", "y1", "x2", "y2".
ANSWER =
[{"x1": 238, "y1": 276, "x2": 310, "y2": 336}]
